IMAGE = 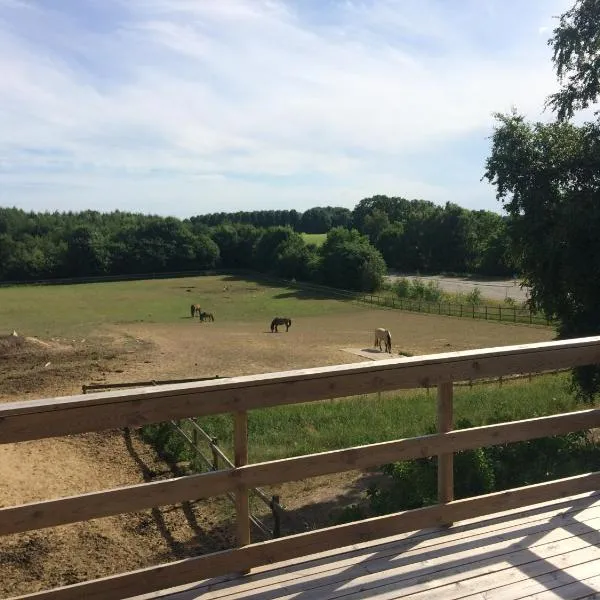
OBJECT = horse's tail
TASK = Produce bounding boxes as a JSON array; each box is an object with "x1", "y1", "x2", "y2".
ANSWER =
[{"x1": 386, "y1": 331, "x2": 392, "y2": 352}]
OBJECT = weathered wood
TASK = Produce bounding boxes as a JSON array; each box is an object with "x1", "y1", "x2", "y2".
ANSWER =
[
  {"x1": 437, "y1": 382, "x2": 453, "y2": 508},
  {"x1": 4, "y1": 407, "x2": 600, "y2": 536},
  {"x1": 10, "y1": 472, "x2": 600, "y2": 600},
  {"x1": 234, "y1": 411, "x2": 250, "y2": 549},
  {"x1": 2, "y1": 337, "x2": 600, "y2": 444}
]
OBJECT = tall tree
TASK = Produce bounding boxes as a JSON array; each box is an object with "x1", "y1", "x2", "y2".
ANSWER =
[{"x1": 546, "y1": 0, "x2": 600, "y2": 120}]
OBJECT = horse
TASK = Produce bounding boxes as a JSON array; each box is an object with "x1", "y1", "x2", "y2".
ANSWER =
[
  {"x1": 270, "y1": 317, "x2": 292, "y2": 332},
  {"x1": 199, "y1": 311, "x2": 215, "y2": 322},
  {"x1": 374, "y1": 328, "x2": 392, "y2": 353},
  {"x1": 190, "y1": 304, "x2": 201, "y2": 318}
]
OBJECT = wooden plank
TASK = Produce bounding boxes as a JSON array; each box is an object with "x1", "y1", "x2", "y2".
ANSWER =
[
  {"x1": 2, "y1": 337, "x2": 600, "y2": 443},
  {"x1": 126, "y1": 497, "x2": 600, "y2": 600},
  {"x1": 354, "y1": 546, "x2": 600, "y2": 600},
  {"x1": 8, "y1": 473, "x2": 600, "y2": 600},
  {"x1": 437, "y1": 382, "x2": 453, "y2": 508},
  {"x1": 234, "y1": 411, "x2": 250, "y2": 549},
  {"x1": 4, "y1": 410, "x2": 600, "y2": 536},
  {"x1": 204, "y1": 524, "x2": 600, "y2": 600},
  {"x1": 526, "y1": 573, "x2": 600, "y2": 599},
  {"x1": 172, "y1": 511, "x2": 600, "y2": 600}
]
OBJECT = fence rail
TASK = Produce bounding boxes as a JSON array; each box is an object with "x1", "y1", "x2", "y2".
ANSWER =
[
  {"x1": 82, "y1": 378, "x2": 284, "y2": 538},
  {"x1": 3, "y1": 336, "x2": 600, "y2": 600}
]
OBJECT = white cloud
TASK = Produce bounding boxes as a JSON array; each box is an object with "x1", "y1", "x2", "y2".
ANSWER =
[{"x1": 0, "y1": 0, "x2": 577, "y2": 215}]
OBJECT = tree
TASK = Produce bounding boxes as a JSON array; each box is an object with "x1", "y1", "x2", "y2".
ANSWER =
[
  {"x1": 299, "y1": 207, "x2": 332, "y2": 233},
  {"x1": 484, "y1": 112, "x2": 600, "y2": 396},
  {"x1": 65, "y1": 226, "x2": 109, "y2": 276},
  {"x1": 319, "y1": 227, "x2": 387, "y2": 292},
  {"x1": 547, "y1": 0, "x2": 600, "y2": 120}
]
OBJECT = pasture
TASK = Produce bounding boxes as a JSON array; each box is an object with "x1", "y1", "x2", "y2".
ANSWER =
[
  {"x1": 300, "y1": 232, "x2": 327, "y2": 246},
  {"x1": 0, "y1": 274, "x2": 554, "y2": 401},
  {"x1": 0, "y1": 273, "x2": 558, "y2": 597}
]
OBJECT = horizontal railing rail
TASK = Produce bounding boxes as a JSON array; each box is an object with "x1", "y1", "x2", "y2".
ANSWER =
[{"x1": 3, "y1": 336, "x2": 600, "y2": 600}]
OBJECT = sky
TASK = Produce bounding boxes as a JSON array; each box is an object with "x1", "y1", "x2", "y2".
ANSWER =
[{"x1": 0, "y1": 0, "x2": 577, "y2": 218}]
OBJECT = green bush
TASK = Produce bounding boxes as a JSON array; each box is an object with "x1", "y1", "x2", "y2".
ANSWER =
[
  {"x1": 337, "y1": 419, "x2": 600, "y2": 522},
  {"x1": 140, "y1": 422, "x2": 190, "y2": 464},
  {"x1": 465, "y1": 287, "x2": 482, "y2": 305},
  {"x1": 393, "y1": 278, "x2": 443, "y2": 302}
]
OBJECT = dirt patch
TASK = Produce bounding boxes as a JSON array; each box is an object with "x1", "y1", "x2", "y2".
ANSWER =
[
  {"x1": 0, "y1": 311, "x2": 554, "y2": 596},
  {"x1": 0, "y1": 331, "x2": 154, "y2": 403}
]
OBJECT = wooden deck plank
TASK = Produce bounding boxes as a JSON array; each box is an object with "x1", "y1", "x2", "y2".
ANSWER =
[
  {"x1": 131, "y1": 492, "x2": 600, "y2": 600},
  {"x1": 159, "y1": 491, "x2": 600, "y2": 600},
  {"x1": 481, "y1": 558, "x2": 600, "y2": 600},
  {"x1": 226, "y1": 528, "x2": 600, "y2": 600},
  {"x1": 132, "y1": 496, "x2": 600, "y2": 600},
  {"x1": 526, "y1": 573, "x2": 600, "y2": 599}
]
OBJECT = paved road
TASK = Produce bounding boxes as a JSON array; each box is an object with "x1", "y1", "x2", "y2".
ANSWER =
[{"x1": 386, "y1": 274, "x2": 530, "y2": 303}]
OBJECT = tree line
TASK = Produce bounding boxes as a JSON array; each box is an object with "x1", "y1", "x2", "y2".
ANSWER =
[
  {"x1": 0, "y1": 197, "x2": 515, "y2": 290},
  {"x1": 0, "y1": 207, "x2": 386, "y2": 291}
]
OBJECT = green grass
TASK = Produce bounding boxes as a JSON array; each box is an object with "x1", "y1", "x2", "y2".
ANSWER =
[
  {"x1": 0, "y1": 274, "x2": 359, "y2": 337},
  {"x1": 300, "y1": 233, "x2": 327, "y2": 247},
  {"x1": 178, "y1": 372, "x2": 588, "y2": 465}
]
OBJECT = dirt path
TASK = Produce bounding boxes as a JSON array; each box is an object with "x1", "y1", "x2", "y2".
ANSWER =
[{"x1": 0, "y1": 310, "x2": 554, "y2": 596}]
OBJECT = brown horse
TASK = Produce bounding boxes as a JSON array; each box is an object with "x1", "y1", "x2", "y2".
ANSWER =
[
  {"x1": 271, "y1": 317, "x2": 292, "y2": 332},
  {"x1": 190, "y1": 304, "x2": 201, "y2": 318},
  {"x1": 199, "y1": 311, "x2": 215, "y2": 322}
]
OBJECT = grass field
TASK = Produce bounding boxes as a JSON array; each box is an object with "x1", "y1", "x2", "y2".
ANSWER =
[
  {"x1": 0, "y1": 274, "x2": 358, "y2": 337},
  {"x1": 165, "y1": 372, "x2": 581, "y2": 465},
  {"x1": 300, "y1": 232, "x2": 327, "y2": 247}
]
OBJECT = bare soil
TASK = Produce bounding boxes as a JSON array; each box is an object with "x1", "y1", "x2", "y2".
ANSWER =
[{"x1": 0, "y1": 311, "x2": 553, "y2": 597}]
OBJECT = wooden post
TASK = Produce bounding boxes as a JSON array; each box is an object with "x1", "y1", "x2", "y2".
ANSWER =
[
  {"x1": 234, "y1": 411, "x2": 251, "y2": 552},
  {"x1": 270, "y1": 495, "x2": 281, "y2": 538},
  {"x1": 437, "y1": 381, "x2": 454, "y2": 526}
]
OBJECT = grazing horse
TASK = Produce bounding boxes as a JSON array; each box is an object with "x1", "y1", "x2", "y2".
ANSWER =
[
  {"x1": 270, "y1": 317, "x2": 292, "y2": 332},
  {"x1": 190, "y1": 304, "x2": 201, "y2": 318},
  {"x1": 199, "y1": 311, "x2": 215, "y2": 322},
  {"x1": 374, "y1": 328, "x2": 392, "y2": 353}
]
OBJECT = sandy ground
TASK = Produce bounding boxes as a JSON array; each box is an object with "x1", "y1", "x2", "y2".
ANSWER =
[{"x1": 0, "y1": 309, "x2": 554, "y2": 597}]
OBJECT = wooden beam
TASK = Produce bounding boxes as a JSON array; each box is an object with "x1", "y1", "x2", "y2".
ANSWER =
[
  {"x1": 2, "y1": 337, "x2": 600, "y2": 444},
  {"x1": 10, "y1": 472, "x2": 600, "y2": 600},
  {"x1": 3, "y1": 408, "x2": 600, "y2": 536}
]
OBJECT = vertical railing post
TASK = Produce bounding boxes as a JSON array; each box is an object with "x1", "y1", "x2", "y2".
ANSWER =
[
  {"x1": 437, "y1": 381, "x2": 454, "y2": 526},
  {"x1": 234, "y1": 411, "x2": 251, "y2": 552},
  {"x1": 270, "y1": 495, "x2": 282, "y2": 538}
]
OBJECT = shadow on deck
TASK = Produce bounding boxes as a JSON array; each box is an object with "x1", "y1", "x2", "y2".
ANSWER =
[{"x1": 132, "y1": 491, "x2": 600, "y2": 600}]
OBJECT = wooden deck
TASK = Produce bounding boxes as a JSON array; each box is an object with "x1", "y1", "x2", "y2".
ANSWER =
[{"x1": 132, "y1": 491, "x2": 600, "y2": 600}]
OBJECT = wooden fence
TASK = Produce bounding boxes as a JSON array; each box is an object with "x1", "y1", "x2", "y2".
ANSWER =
[
  {"x1": 82, "y1": 378, "x2": 284, "y2": 539},
  {"x1": 2, "y1": 336, "x2": 600, "y2": 599}
]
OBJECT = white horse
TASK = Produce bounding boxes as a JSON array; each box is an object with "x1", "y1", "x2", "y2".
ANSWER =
[{"x1": 374, "y1": 328, "x2": 392, "y2": 354}]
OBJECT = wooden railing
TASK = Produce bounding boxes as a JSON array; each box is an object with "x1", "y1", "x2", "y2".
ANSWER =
[{"x1": 3, "y1": 336, "x2": 600, "y2": 600}]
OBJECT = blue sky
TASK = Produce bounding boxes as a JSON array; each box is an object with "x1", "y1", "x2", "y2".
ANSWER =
[{"x1": 0, "y1": 0, "x2": 575, "y2": 217}]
